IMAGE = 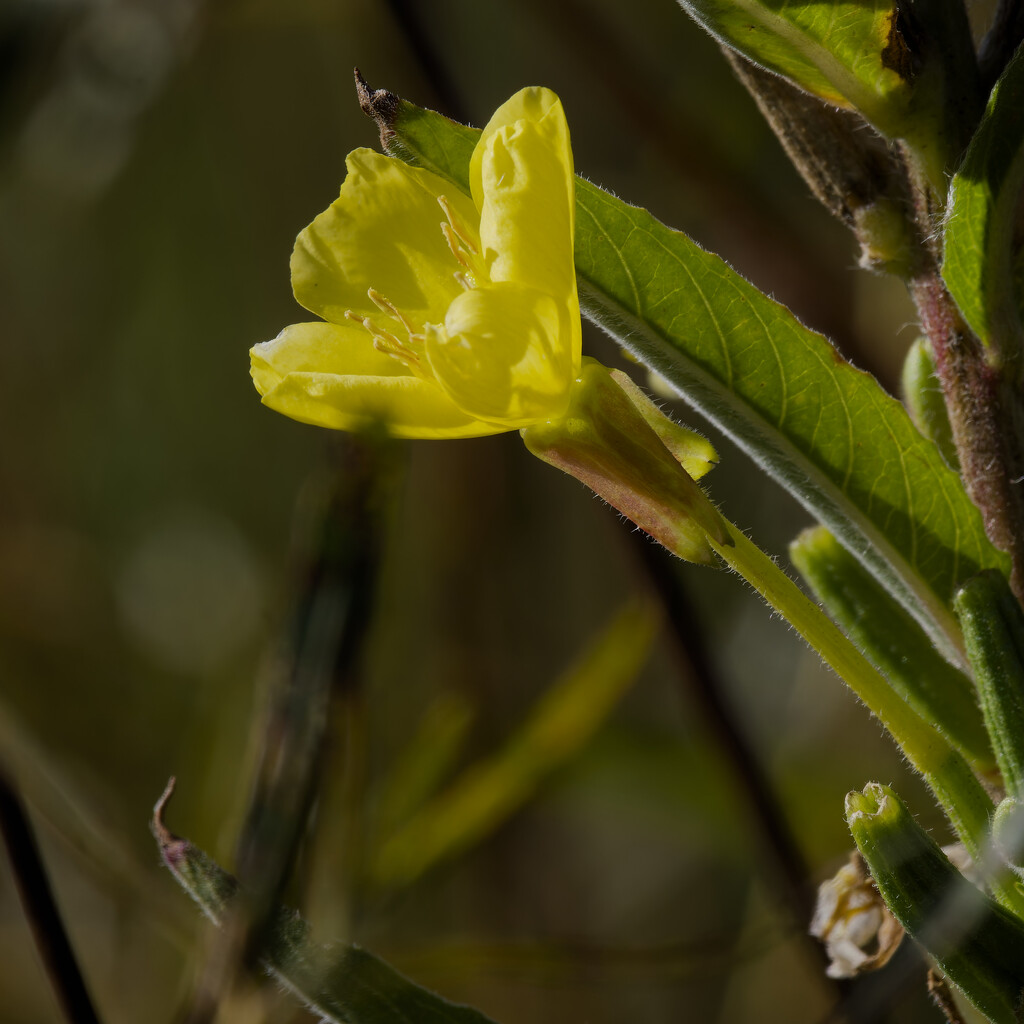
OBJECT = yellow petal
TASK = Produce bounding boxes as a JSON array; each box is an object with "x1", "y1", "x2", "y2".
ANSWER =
[
  {"x1": 426, "y1": 282, "x2": 572, "y2": 427},
  {"x1": 469, "y1": 88, "x2": 580, "y2": 371},
  {"x1": 251, "y1": 321, "x2": 406, "y2": 390},
  {"x1": 250, "y1": 322, "x2": 503, "y2": 439},
  {"x1": 291, "y1": 150, "x2": 479, "y2": 325}
]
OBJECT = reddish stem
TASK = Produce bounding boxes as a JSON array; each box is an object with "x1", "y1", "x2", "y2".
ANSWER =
[{"x1": 913, "y1": 275, "x2": 1024, "y2": 603}]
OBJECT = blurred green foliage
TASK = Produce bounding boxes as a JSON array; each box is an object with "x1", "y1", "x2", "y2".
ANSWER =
[{"x1": 0, "y1": 1, "x2": 947, "y2": 1021}]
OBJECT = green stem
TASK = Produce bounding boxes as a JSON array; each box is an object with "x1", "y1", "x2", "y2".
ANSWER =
[
  {"x1": 790, "y1": 526, "x2": 991, "y2": 771},
  {"x1": 523, "y1": 363, "x2": 1017, "y2": 909},
  {"x1": 709, "y1": 523, "x2": 1024, "y2": 916}
]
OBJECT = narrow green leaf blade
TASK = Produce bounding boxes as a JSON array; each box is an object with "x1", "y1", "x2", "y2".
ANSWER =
[
  {"x1": 943, "y1": 44, "x2": 1024, "y2": 361},
  {"x1": 791, "y1": 526, "x2": 993, "y2": 772},
  {"x1": 955, "y1": 571, "x2": 1024, "y2": 802},
  {"x1": 152, "y1": 781, "x2": 498, "y2": 1024},
  {"x1": 371, "y1": 600, "x2": 658, "y2": 888},
  {"x1": 373, "y1": 692, "x2": 475, "y2": 838},
  {"x1": 368, "y1": 91, "x2": 1009, "y2": 665},
  {"x1": 847, "y1": 782, "x2": 1024, "y2": 1024}
]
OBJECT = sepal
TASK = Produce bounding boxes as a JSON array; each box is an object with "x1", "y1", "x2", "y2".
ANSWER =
[
  {"x1": 522, "y1": 360, "x2": 728, "y2": 565},
  {"x1": 609, "y1": 368, "x2": 717, "y2": 481}
]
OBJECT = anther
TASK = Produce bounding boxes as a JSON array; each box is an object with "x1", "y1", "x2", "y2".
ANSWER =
[
  {"x1": 441, "y1": 223, "x2": 473, "y2": 271},
  {"x1": 438, "y1": 196, "x2": 478, "y2": 254},
  {"x1": 371, "y1": 337, "x2": 420, "y2": 364},
  {"x1": 345, "y1": 309, "x2": 420, "y2": 365},
  {"x1": 370, "y1": 326, "x2": 421, "y2": 365},
  {"x1": 367, "y1": 288, "x2": 418, "y2": 335}
]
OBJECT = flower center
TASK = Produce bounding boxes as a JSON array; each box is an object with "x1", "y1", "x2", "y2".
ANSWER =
[
  {"x1": 344, "y1": 195, "x2": 484, "y2": 378},
  {"x1": 344, "y1": 290, "x2": 429, "y2": 373}
]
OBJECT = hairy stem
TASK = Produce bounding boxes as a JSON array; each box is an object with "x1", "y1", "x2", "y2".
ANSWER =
[
  {"x1": 912, "y1": 275, "x2": 1024, "y2": 604},
  {"x1": 707, "y1": 523, "x2": 1024, "y2": 915}
]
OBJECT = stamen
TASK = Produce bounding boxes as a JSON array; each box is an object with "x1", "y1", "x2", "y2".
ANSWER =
[
  {"x1": 367, "y1": 288, "x2": 418, "y2": 336},
  {"x1": 441, "y1": 222, "x2": 472, "y2": 270},
  {"x1": 372, "y1": 337, "x2": 421, "y2": 364},
  {"x1": 438, "y1": 196, "x2": 478, "y2": 254},
  {"x1": 370, "y1": 324, "x2": 418, "y2": 362},
  {"x1": 346, "y1": 308, "x2": 421, "y2": 367},
  {"x1": 453, "y1": 271, "x2": 474, "y2": 291},
  {"x1": 348, "y1": 309, "x2": 419, "y2": 366}
]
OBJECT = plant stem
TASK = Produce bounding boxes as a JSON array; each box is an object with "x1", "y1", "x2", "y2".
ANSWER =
[
  {"x1": 630, "y1": 538, "x2": 853, "y2": 1001},
  {"x1": 707, "y1": 523, "x2": 1024, "y2": 916},
  {"x1": 0, "y1": 766, "x2": 102, "y2": 1024},
  {"x1": 912, "y1": 275, "x2": 1024, "y2": 604},
  {"x1": 710, "y1": 523, "x2": 939, "y2": 770},
  {"x1": 188, "y1": 437, "x2": 398, "y2": 1022}
]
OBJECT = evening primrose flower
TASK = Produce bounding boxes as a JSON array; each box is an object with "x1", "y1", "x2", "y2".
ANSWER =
[
  {"x1": 250, "y1": 87, "x2": 579, "y2": 438},
  {"x1": 251, "y1": 83, "x2": 730, "y2": 565}
]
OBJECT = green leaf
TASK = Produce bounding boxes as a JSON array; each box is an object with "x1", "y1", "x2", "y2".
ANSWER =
[
  {"x1": 571, "y1": 179, "x2": 1005, "y2": 664},
  {"x1": 674, "y1": 0, "x2": 980, "y2": 194},
  {"x1": 372, "y1": 692, "x2": 476, "y2": 839},
  {"x1": 955, "y1": 571, "x2": 1024, "y2": 802},
  {"x1": 943, "y1": 43, "x2": 1024, "y2": 366},
  {"x1": 365, "y1": 89, "x2": 1007, "y2": 667},
  {"x1": 721, "y1": 49, "x2": 913, "y2": 254},
  {"x1": 847, "y1": 782, "x2": 1024, "y2": 1024},
  {"x1": 675, "y1": 0, "x2": 914, "y2": 133},
  {"x1": 791, "y1": 526, "x2": 992, "y2": 772},
  {"x1": 370, "y1": 600, "x2": 658, "y2": 888},
  {"x1": 151, "y1": 780, "x2": 498, "y2": 1024}
]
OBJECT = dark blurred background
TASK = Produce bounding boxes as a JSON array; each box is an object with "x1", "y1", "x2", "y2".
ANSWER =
[{"x1": 0, "y1": 0, "x2": 957, "y2": 1021}]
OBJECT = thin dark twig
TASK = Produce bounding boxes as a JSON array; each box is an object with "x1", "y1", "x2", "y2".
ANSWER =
[
  {"x1": 0, "y1": 765, "x2": 102, "y2": 1024},
  {"x1": 631, "y1": 539, "x2": 815, "y2": 917},
  {"x1": 185, "y1": 436, "x2": 399, "y2": 1024},
  {"x1": 627, "y1": 541, "x2": 848, "y2": 980}
]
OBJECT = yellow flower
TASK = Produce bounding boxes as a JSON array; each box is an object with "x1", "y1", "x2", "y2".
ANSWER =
[
  {"x1": 251, "y1": 81, "x2": 728, "y2": 565},
  {"x1": 250, "y1": 87, "x2": 580, "y2": 438}
]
